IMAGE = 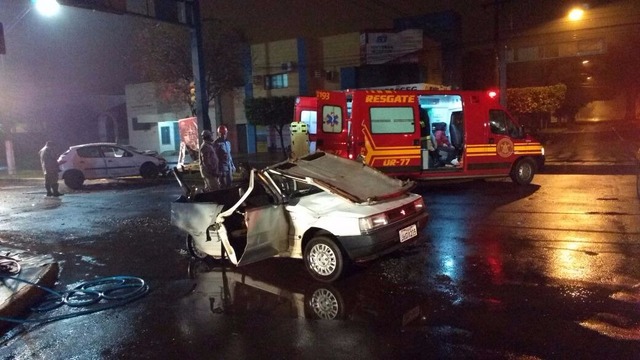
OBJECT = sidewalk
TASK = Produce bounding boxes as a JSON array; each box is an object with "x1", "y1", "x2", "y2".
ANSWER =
[
  {"x1": 0, "y1": 248, "x2": 59, "y2": 333},
  {"x1": 164, "y1": 151, "x2": 288, "y2": 170},
  {"x1": 536, "y1": 120, "x2": 639, "y2": 175}
]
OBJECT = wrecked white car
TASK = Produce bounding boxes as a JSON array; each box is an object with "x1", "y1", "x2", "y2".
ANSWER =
[{"x1": 171, "y1": 152, "x2": 428, "y2": 283}]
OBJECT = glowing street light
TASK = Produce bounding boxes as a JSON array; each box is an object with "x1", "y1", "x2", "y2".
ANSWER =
[
  {"x1": 568, "y1": 7, "x2": 585, "y2": 21},
  {"x1": 34, "y1": 0, "x2": 61, "y2": 17},
  {"x1": 2, "y1": 0, "x2": 61, "y2": 175}
]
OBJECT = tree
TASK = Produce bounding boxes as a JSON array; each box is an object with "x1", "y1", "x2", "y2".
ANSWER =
[
  {"x1": 507, "y1": 84, "x2": 566, "y2": 129},
  {"x1": 244, "y1": 96, "x2": 296, "y2": 155},
  {"x1": 129, "y1": 19, "x2": 247, "y2": 120}
]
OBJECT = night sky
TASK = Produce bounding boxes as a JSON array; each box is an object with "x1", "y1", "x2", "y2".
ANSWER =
[
  {"x1": 0, "y1": 0, "x2": 629, "y2": 128},
  {"x1": 1, "y1": 1, "x2": 138, "y2": 94},
  {"x1": 0, "y1": 0, "x2": 142, "y2": 127}
]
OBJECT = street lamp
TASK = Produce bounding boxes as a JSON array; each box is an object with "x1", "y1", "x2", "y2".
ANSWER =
[
  {"x1": 568, "y1": 7, "x2": 585, "y2": 22},
  {"x1": 34, "y1": 0, "x2": 61, "y2": 17},
  {"x1": 2, "y1": 0, "x2": 60, "y2": 176}
]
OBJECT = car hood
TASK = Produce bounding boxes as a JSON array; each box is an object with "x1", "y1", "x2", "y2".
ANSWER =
[{"x1": 267, "y1": 152, "x2": 415, "y2": 204}]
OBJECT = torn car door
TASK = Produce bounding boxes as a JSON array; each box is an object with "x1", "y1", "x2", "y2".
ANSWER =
[{"x1": 217, "y1": 170, "x2": 290, "y2": 266}]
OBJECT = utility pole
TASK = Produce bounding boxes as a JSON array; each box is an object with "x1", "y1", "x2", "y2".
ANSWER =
[
  {"x1": 1, "y1": 20, "x2": 16, "y2": 175},
  {"x1": 57, "y1": 1, "x2": 211, "y2": 133},
  {"x1": 187, "y1": 0, "x2": 210, "y2": 133},
  {"x1": 491, "y1": 0, "x2": 509, "y2": 106}
]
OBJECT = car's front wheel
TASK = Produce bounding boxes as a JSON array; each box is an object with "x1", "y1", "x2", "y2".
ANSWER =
[
  {"x1": 510, "y1": 157, "x2": 536, "y2": 185},
  {"x1": 185, "y1": 234, "x2": 222, "y2": 261},
  {"x1": 140, "y1": 162, "x2": 159, "y2": 179},
  {"x1": 304, "y1": 235, "x2": 348, "y2": 283},
  {"x1": 63, "y1": 170, "x2": 84, "y2": 190},
  {"x1": 186, "y1": 234, "x2": 211, "y2": 260}
]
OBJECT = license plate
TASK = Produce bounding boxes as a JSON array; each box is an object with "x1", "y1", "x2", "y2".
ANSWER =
[{"x1": 399, "y1": 224, "x2": 418, "y2": 242}]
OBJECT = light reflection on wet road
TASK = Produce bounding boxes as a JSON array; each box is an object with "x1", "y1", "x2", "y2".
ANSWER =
[{"x1": 0, "y1": 174, "x2": 639, "y2": 359}]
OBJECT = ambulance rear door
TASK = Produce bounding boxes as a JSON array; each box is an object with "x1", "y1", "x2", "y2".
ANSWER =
[
  {"x1": 315, "y1": 91, "x2": 350, "y2": 159},
  {"x1": 294, "y1": 96, "x2": 318, "y2": 153}
]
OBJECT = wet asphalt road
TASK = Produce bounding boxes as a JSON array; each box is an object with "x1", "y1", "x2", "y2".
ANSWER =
[{"x1": 0, "y1": 121, "x2": 639, "y2": 359}]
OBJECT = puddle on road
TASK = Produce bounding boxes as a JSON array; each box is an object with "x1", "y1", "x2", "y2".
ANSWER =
[
  {"x1": 580, "y1": 313, "x2": 640, "y2": 341},
  {"x1": 78, "y1": 255, "x2": 105, "y2": 267}
]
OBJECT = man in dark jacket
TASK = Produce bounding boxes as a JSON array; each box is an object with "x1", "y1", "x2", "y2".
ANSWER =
[
  {"x1": 199, "y1": 130, "x2": 220, "y2": 191},
  {"x1": 39, "y1": 141, "x2": 63, "y2": 197},
  {"x1": 214, "y1": 125, "x2": 236, "y2": 188}
]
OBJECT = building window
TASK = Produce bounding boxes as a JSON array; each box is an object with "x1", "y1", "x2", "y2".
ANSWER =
[
  {"x1": 542, "y1": 44, "x2": 559, "y2": 59},
  {"x1": 160, "y1": 126, "x2": 171, "y2": 145},
  {"x1": 515, "y1": 46, "x2": 539, "y2": 62},
  {"x1": 132, "y1": 117, "x2": 151, "y2": 131},
  {"x1": 265, "y1": 73, "x2": 288, "y2": 89}
]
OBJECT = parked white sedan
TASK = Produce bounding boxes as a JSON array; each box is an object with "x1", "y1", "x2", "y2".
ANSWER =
[
  {"x1": 58, "y1": 143, "x2": 168, "y2": 189},
  {"x1": 171, "y1": 152, "x2": 428, "y2": 283}
]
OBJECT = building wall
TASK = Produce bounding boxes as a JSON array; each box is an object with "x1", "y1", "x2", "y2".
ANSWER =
[
  {"x1": 251, "y1": 39, "x2": 302, "y2": 98},
  {"x1": 247, "y1": 30, "x2": 445, "y2": 151},
  {"x1": 125, "y1": 82, "x2": 193, "y2": 155},
  {"x1": 318, "y1": 32, "x2": 361, "y2": 91},
  {"x1": 123, "y1": 30, "x2": 446, "y2": 156}
]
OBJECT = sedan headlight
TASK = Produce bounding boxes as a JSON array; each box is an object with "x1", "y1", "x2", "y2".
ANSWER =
[{"x1": 359, "y1": 213, "x2": 389, "y2": 232}]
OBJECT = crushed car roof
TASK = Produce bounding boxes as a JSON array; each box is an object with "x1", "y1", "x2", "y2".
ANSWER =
[{"x1": 267, "y1": 152, "x2": 415, "y2": 203}]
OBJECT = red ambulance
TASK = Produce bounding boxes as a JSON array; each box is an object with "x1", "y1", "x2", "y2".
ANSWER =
[{"x1": 295, "y1": 89, "x2": 545, "y2": 185}]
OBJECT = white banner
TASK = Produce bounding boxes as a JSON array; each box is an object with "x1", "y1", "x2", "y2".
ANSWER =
[{"x1": 361, "y1": 29, "x2": 423, "y2": 65}]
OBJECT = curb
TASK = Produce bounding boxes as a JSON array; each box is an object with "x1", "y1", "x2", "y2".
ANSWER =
[
  {"x1": 0, "y1": 261, "x2": 60, "y2": 333},
  {"x1": 542, "y1": 162, "x2": 637, "y2": 175}
]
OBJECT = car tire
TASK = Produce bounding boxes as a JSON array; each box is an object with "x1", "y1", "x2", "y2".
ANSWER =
[
  {"x1": 304, "y1": 284, "x2": 345, "y2": 320},
  {"x1": 185, "y1": 234, "x2": 222, "y2": 261},
  {"x1": 140, "y1": 162, "x2": 159, "y2": 179},
  {"x1": 510, "y1": 158, "x2": 536, "y2": 185},
  {"x1": 186, "y1": 234, "x2": 210, "y2": 260},
  {"x1": 63, "y1": 170, "x2": 85, "y2": 190},
  {"x1": 304, "y1": 235, "x2": 348, "y2": 283}
]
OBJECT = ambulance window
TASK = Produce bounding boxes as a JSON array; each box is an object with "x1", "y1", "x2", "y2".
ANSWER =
[
  {"x1": 370, "y1": 107, "x2": 415, "y2": 134},
  {"x1": 300, "y1": 110, "x2": 317, "y2": 135},
  {"x1": 322, "y1": 105, "x2": 343, "y2": 133},
  {"x1": 489, "y1": 110, "x2": 521, "y2": 138},
  {"x1": 489, "y1": 110, "x2": 507, "y2": 134}
]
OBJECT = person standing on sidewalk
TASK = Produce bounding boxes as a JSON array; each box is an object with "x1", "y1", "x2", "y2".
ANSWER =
[
  {"x1": 214, "y1": 125, "x2": 236, "y2": 188},
  {"x1": 199, "y1": 130, "x2": 220, "y2": 191},
  {"x1": 38, "y1": 141, "x2": 63, "y2": 197}
]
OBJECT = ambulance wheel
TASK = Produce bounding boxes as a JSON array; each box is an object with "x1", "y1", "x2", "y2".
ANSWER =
[
  {"x1": 510, "y1": 158, "x2": 536, "y2": 185},
  {"x1": 304, "y1": 235, "x2": 348, "y2": 283}
]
